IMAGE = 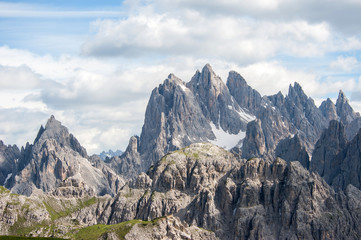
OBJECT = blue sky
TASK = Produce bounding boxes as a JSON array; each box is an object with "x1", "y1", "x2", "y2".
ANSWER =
[{"x1": 0, "y1": 0, "x2": 361, "y2": 154}]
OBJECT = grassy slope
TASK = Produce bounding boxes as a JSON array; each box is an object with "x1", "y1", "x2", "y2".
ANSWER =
[{"x1": 0, "y1": 237, "x2": 65, "y2": 240}]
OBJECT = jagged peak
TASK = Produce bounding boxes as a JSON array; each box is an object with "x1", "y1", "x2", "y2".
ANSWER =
[
  {"x1": 227, "y1": 70, "x2": 247, "y2": 85},
  {"x1": 288, "y1": 82, "x2": 303, "y2": 93},
  {"x1": 37, "y1": 115, "x2": 69, "y2": 143},
  {"x1": 34, "y1": 125, "x2": 45, "y2": 144},
  {"x1": 336, "y1": 90, "x2": 349, "y2": 105},
  {"x1": 126, "y1": 135, "x2": 140, "y2": 153},
  {"x1": 156, "y1": 74, "x2": 187, "y2": 97},
  {"x1": 162, "y1": 73, "x2": 184, "y2": 86},
  {"x1": 287, "y1": 82, "x2": 307, "y2": 100},
  {"x1": 320, "y1": 98, "x2": 335, "y2": 109},
  {"x1": 324, "y1": 98, "x2": 334, "y2": 105},
  {"x1": 45, "y1": 115, "x2": 62, "y2": 130},
  {"x1": 32, "y1": 115, "x2": 87, "y2": 157},
  {"x1": 167, "y1": 73, "x2": 176, "y2": 79},
  {"x1": 188, "y1": 63, "x2": 223, "y2": 89},
  {"x1": 33, "y1": 115, "x2": 65, "y2": 145},
  {"x1": 326, "y1": 97, "x2": 333, "y2": 102},
  {"x1": 202, "y1": 63, "x2": 214, "y2": 73}
]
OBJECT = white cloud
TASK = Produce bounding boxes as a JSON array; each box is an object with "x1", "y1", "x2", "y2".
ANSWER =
[
  {"x1": 0, "y1": 2, "x2": 124, "y2": 18},
  {"x1": 0, "y1": 46, "x2": 170, "y2": 154},
  {"x1": 330, "y1": 56, "x2": 361, "y2": 72},
  {"x1": 155, "y1": 0, "x2": 361, "y2": 35},
  {"x1": 235, "y1": 61, "x2": 358, "y2": 98},
  {"x1": 82, "y1": 9, "x2": 340, "y2": 62},
  {"x1": 0, "y1": 108, "x2": 48, "y2": 147},
  {"x1": 0, "y1": 46, "x2": 117, "y2": 81},
  {"x1": 0, "y1": 65, "x2": 41, "y2": 89},
  {"x1": 1, "y1": 0, "x2": 361, "y2": 156},
  {"x1": 235, "y1": 61, "x2": 316, "y2": 96}
]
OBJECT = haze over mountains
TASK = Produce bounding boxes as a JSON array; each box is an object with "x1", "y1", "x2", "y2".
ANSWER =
[{"x1": 1, "y1": 64, "x2": 361, "y2": 239}]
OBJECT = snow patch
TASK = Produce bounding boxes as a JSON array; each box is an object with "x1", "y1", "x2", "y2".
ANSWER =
[
  {"x1": 237, "y1": 108, "x2": 256, "y2": 122},
  {"x1": 180, "y1": 85, "x2": 190, "y2": 92},
  {"x1": 209, "y1": 122, "x2": 246, "y2": 150},
  {"x1": 4, "y1": 173, "x2": 12, "y2": 185}
]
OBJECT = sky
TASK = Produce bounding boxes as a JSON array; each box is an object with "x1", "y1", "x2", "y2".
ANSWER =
[{"x1": 0, "y1": 0, "x2": 361, "y2": 154}]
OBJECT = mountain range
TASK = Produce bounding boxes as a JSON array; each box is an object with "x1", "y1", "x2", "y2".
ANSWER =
[{"x1": 1, "y1": 64, "x2": 361, "y2": 239}]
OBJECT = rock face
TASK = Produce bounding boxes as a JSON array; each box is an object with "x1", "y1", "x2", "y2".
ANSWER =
[
  {"x1": 186, "y1": 64, "x2": 250, "y2": 134},
  {"x1": 8, "y1": 116, "x2": 124, "y2": 196},
  {"x1": 110, "y1": 65, "x2": 361, "y2": 179},
  {"x1": 109, "y1": 136, "x2": 141, "y2": 179},
  {"x1": 138, "y1": 73, "x2": 214, "y2": 171},
  {"x1": 336, "y1": 90, "x2": 359, "y2": 125},
  {"x1": 112, "y1": 64, "x2": 254, "y2": 177},
  {"x1": 226, "y1": 71, "x2": 262, "y2": 114},
  {"x1": 96, "y1": 143, "x2": 361, "y2": 239},
  {"x1": 310, "y1": 120, "x2": 361, "y2": 191},
  {"x1": 320, "y1": 98, "x2": 338, "y2": 122},
  {"x1": 309, "y1": 120, "x2": 347, "y2": 184},
  {"x1": 125, "y1": 215, "x2": 217, "y2": 240},
  {"x1": 241, "y1": 119, "x2": 266, "y2": 159},
  {"x1": 275, "y1": 134, "x2": 310, "y2": 169},
  {"x1": 237, "y1": 82, "x2": 328, "y2": 160},
  {"x1": 2, "y1": 64, "x2": 361, "y2": 239},
  {"x1": 0, "y1": 184, "x2": 216, "y2": 239},
  {"x1": 1, "y1": 142, "x2": 361, "y2": 239},
  {"x1": 0, "y1": 141, "x2": 20, "y2": 186},
  {"x1": 334, "y1": 90, "x2": 361, "y2": 141}
]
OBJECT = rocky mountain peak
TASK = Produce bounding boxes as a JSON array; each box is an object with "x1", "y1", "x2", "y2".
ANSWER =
[
  {"x1": 337, "y1": 90, "x2": 347, "y2": 104},
  {"x1": 187, "y1": 63, "x2": 224, "y2": 96},
  {"x1": 163, "y1": 73, "x2": 184, "y2": 88},
  {"x1": 138, "y1": 72, "x2": 214, "y2": 171},
  {"x1": 126, "y1": 135, "x2": 140, "y2": 154},
  {"x1": 201, "y1": 63, "x2": 214, "y2": 77},
  {"x1": 45, "y1": 115, "x2": 59, "y2": 129},
  {"x1": 227, "y1": 70, "x2": 262, "y2": 113},
  {"x1": 33, "y1": 115, "x2": 87, "y2": 158},
  {"x1": 287, "y1": 82, "x2": 308, "y2": 103},
  {"x1": 37, "y1": 115, "x2": 68, "y2": 142},
  {"x1": 320, "y1": 98, "x2": 338, "y2": 121},
  {"x1": 187, "y1": 64, "x2": 250, "y2": 133},
  {"x1": 336, "y1": 90, "x2": 359, "y2": 125},
  {"x1": 9, "y1": 115, "x2": 123, "y2": 196}
]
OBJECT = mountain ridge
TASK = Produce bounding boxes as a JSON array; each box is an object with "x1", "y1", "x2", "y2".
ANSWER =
[{"x1": 2, "y1": 64, "x2": 361, "y2": 239}]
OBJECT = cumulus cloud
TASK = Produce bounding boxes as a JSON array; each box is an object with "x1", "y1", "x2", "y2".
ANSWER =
[
  {"x1": 2, "y1": 0, "x2": 361, "y2": 155},
  {"x1": 234, "y1": 61, "x2": 358, "y2": 98},
  {"x1": 154, "y1": 0, "x2": 361, "y2": 35},
  {"x1": 0, "y1": 46, "x2": 172, "y2": 153},
  {"x1": 0, "y1": 65, "x2": 41, "y2": 89},
  {"x1": 82, "y1": 10, "x2": 339, "y2": 62},
  {"x1": 330, "y1": 56, "x2": 361, "y2": 72},
  {"x1": 0, "y1": 46, "x2": 117, "y2": 81},
  {"x1": 0, "y1": 108, "x2": 48, "y2": 147},
  {"x1": 0, "y1": 2, "x2": 124, "y2": 18}
]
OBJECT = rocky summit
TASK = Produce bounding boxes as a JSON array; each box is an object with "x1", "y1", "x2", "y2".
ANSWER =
[
  {"x1": 5, "y1": 115, "x2": 124, "y2": 197},
  {"x1": 2, "y1": 64, "x2": 361, "y2": 239}
]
